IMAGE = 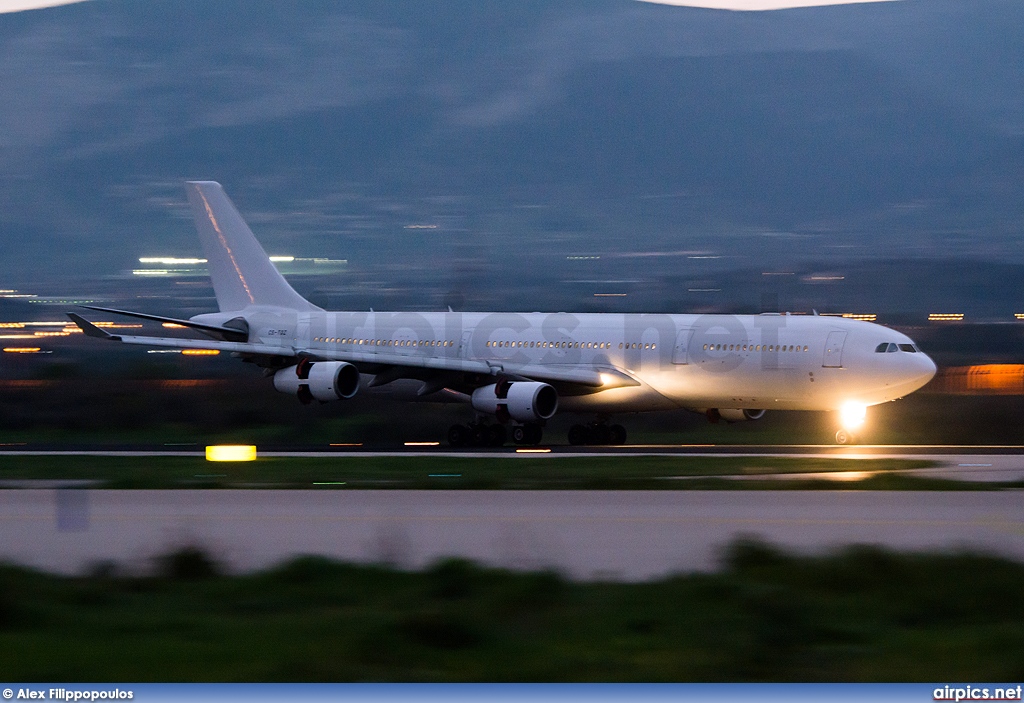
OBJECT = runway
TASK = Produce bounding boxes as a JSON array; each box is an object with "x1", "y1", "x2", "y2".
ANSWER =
[
  {"x1": 3, "y1": 444, "x2": 1024, "y2": 481},
  {"x1": 1, "y1": 489, "x2": 1023, "y2": 579}
]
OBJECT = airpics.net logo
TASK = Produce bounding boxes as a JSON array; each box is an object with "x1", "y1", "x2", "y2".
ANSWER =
[{"x1": 934, "y1": 685, "x2": 1023, "y2": 701}]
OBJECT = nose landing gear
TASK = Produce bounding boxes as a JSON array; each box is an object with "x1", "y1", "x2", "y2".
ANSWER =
[{"x1": 834, "y1": 429, "x2": 857, "y2": 445}]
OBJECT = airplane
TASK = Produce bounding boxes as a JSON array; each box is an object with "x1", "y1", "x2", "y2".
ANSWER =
[{"x1": 69, "y1": 181, "x2": 937, "y2": 446}]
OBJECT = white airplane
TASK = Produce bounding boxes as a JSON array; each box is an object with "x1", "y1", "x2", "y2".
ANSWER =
[{"x1": 69, "y1": 181, "x2": 936, "y2": 446}]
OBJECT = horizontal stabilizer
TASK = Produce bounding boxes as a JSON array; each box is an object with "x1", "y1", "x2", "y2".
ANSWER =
[
  {"x1": 66, "y1": 313, "x2": 120, "y2": 340},
  {"x1": 80, "y1": 305, "x2": 248, "y2": 342}
]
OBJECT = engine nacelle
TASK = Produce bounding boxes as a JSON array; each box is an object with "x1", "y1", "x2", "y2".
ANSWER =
[
  {"x1": 273, "y1": 361, "x2": 360, "y2": 402},
  {"x1": 471, "y1": 381, "x2": 558, "y2": 423},
  {"x1": 714, "y1": 408, "x2": 766, "y2": 423}
]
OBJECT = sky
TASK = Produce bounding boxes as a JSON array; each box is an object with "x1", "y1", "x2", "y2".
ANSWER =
[{"x1": 0, "y1": 0, "x2": 901, "y2": 14}]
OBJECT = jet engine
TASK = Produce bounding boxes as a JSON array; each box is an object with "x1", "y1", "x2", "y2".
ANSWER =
[
  {"x1": 471, "y1": 381, "x2": 558, "y2": 423},
  {"x1": 273, "y1": 360, "x2": 360, "y2": 403},
  {"x1": 711, "y1": 408, "x2": 766, "y2": 423}
]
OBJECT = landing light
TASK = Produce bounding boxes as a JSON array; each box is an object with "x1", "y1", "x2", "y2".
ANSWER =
[{"x1": 839, "y1": 402, "x2": 867, "y2": 429}]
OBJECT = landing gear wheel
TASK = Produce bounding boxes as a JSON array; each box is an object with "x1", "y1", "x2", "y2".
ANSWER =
[
  {"x1": 835, "y1": 429, "x2": 856, "y2": 445},
  {"x1": 568, "y1": 424, "x2": 587, "y2": 446},
  {"x1": 513, "y1": 424, "x2": 543, "y2": 446},
  {"x1": 448, "y1": 424, "x2": 469, "y2": 447},
  {"x1": 525, "y1": 423, "x2": 543, "y2": 446},
  {"x1": 488, "y1": 424, "x2": 507, "y2": 447},
  {"x1": 609, "y1": 424, "x2": 627, "y2": 445}
]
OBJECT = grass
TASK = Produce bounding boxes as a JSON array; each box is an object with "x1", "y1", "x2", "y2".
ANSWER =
[
  {"x1": 1, "y1": 541, "x2": 1023, "y2": 681},
  {"x1": 0, "y1": 454, "x2": 969, "y2": 490}
]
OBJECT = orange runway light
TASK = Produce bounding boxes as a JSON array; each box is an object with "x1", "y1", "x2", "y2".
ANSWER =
[
  {"x1": 3, "y1": 347, "x2": 42, "y2": 353},
  {"x1": 181, "y1": 349, "x2": 220, "y2": 356},
  {"x1": 928, "y1": 313, "x2": 964, "y2": 322},
  {"x1": 162, "y1": 322, "x2": 187, "y2": 329}
]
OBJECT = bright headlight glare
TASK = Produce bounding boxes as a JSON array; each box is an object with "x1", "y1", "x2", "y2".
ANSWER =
[{"x1": 839, "y1": 402, "x2": 867, "y2": 429}]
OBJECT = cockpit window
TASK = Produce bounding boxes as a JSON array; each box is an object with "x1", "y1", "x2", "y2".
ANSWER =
[
  {"x1": 875, "y1": 343, "x2": 887, "y2": 353},
  {"x1": 898, "y1": 343, "x2": 917, "y2": 353},
  {"x1": 887, "y1": 343, "x2": 898, "y2": 352}
]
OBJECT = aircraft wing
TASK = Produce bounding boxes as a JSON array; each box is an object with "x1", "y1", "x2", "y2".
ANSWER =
[{"x1": 67, "y1": 313, "x2": 637, "y2": 389}]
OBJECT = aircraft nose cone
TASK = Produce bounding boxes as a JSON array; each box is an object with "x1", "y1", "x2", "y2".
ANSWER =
[{"x1": 917, "y1": 353, "x2": 938, "y2": 386}]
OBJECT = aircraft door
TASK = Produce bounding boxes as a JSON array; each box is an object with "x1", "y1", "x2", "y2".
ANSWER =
[
  {"x1": 822, "y1": 331, "x2": 847, "y2": 368},
  {"x1": 295, "y1": 313, "x2": 310, "y2": 348},
  {"x1": 459, "y1": 330, "x2": 473, "y2": 360},
  {"x1": 672, "y1": 328, "x2": 693, "y2": 364}
]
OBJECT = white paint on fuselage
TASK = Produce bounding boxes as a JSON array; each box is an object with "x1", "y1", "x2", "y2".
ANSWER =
[{"x1": 202, "y1": 307, "x2": 937, "y2": 415}]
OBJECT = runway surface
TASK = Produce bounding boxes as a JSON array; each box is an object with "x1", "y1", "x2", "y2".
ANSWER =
[
  {"x1": 2, "y1": 489, "x2": 1023, "y2": 579},
  {"x1": 4, "y1": 444, "x2": 1024, "y2": 481}
]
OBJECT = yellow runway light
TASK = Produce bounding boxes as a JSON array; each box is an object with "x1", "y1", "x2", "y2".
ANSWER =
[
  {"x1": 206, "y1": 445, "x2": 256, "y2": 462},
  {"x1": 3, "y1": 347, "x2": 42, "y2": 353},
  {"x1": 182, "y1": 349, "x2": 220, "y2": 356}
]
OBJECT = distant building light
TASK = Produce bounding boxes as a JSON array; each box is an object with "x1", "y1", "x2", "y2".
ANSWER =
[
  {"x1": 567, "y1": 255, "x2": 600, "y2": 260},
  {"x1": 3, "y1": 347, "x2": 42, "y2": 353},
  {"x1": 132, "y1": 269, "x2": 170, "y2": 276},
  {"x1": 146, "y1": 349, "x2": 181, "y2": 354},
  {"x1": 138, "y1": 257, "x2": 207, "y2": 265},
  {"x1": 1015, "y1": 314, "x2": 1024, "y2": 320},
  {"x1": 0, "y1": 290, "x2": 15, "y2": 293},
  {"x1": 0, "y1": 323, "x2": 25, "y2": 328},
  {"x1": 1, "y1": 294, "x2": 36, "y2": 298},
  {"x1": 594, "y1": 293, "x2": 627, "y2": 297},
  {"x1": 206, "y1": 445, "x2": 256, "y2": 462},
  {"x1": 26, "y1": 298, "x2": 96, "y2": 305},
  {"x1": 762, "y1": 272, "x2": 795, "y2": 276},
  {"x1": 162, "y1": 322, "x2": 187, "y2": 329},
  {"x1": 687, "y1": 256, "x2": 721, "y2": 260},
  {"x1": 842, "y1": 313, "x2": 877, "y2": 322},
  {"x1": 403, "y1": 225, "x2": 438, "y2": 229},
  {"x1": 404, "y1": 441, "x2": 440, "y2": 446},
  {"x1": 0, "y1": 335, "x2": 38, "y2": 340},
  {"x1": 928, "y1": 313, "x2": 964, "y2": 322},
  {"x1": 311, "y1": 258, "x2": 347, "y2": 264},
  {"x1": 687, "y1": 288, "x2": 721, "y2": 292},
  {"x1": 32, "y1": 331, "x2": 70, "y2": 337},
  {"x1": 269, "y1": 256, "x2": 295, "y2": 262},
  {"x1": 181, "y1": 349, "x2": 221, "y2": 356}
]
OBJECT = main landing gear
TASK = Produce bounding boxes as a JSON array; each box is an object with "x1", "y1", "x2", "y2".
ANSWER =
[
  {"x1": 447, "y1": 422, "x2": 506, "y2": 447},
  {"x1": 568, "y1": 421, "x2": 627, "y2": 446},
  {"x1": 447, "y1": 422, "x2": 545, "y2": 447}
]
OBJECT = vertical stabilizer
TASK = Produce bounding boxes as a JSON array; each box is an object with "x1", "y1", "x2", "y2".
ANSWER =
[{"x1": 186, "y1": 181, "x2": 320, "y2": 312}]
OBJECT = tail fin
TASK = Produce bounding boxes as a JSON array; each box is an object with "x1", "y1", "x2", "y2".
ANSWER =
[{"x1": 186, "y1": 181, "x2": 320, "y2": 312}]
